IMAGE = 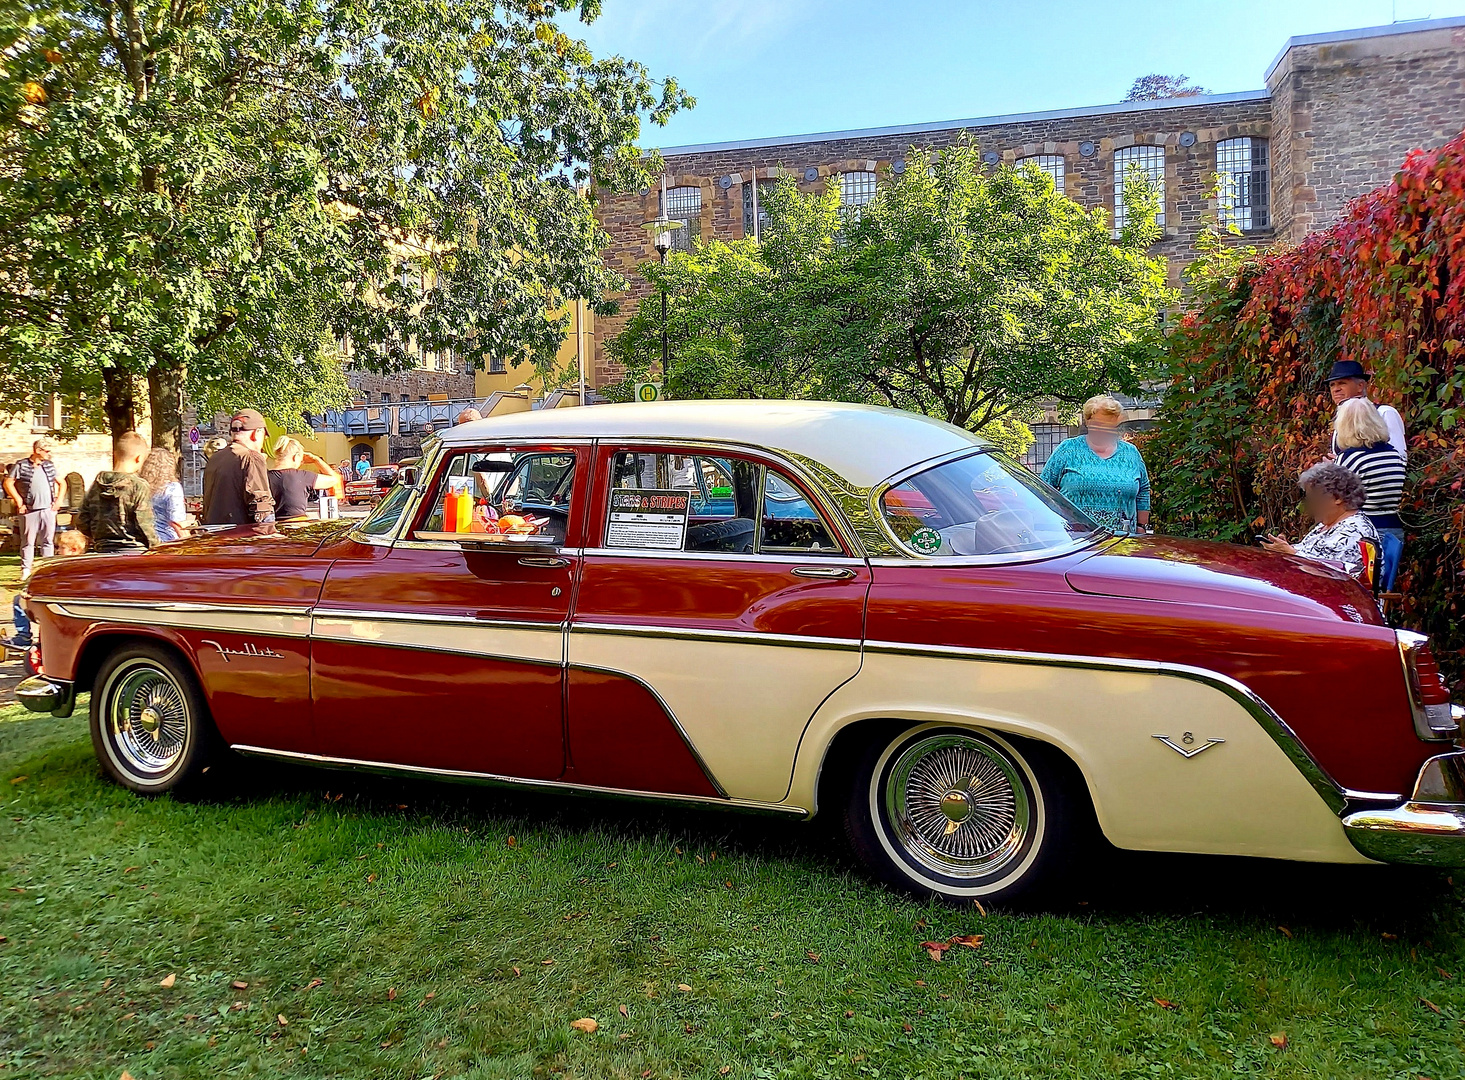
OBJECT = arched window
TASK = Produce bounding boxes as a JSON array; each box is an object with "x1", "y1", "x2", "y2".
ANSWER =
[
  {"x1": 1216, "y1": 137, "x2": 1270, "y2": 231},
  {"x1": 838, "y1": 171, "x2": 878, "y2": 224},
  {"x1": 660, "y1": 186, "x2": 701, "y2": 253},
  {"x1": 1017, "y1": 155, "x2": 1065, "y2": 194},
  {"x1": 1113, "y1": 145, "x2": 1165, "y2": 233}
]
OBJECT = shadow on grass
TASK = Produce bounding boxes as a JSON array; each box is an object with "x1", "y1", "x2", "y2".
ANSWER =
[{"x1": 179, "y1": 747, "x2": 1454, "y2": 936}]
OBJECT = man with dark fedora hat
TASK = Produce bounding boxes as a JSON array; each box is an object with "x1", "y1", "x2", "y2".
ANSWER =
[
  {"x1": 1328, "y1": 360, "x2": 1406, "y2": 461},
  {"x1": 201, "y1": 408, "x2": 275, "y2": 526}
]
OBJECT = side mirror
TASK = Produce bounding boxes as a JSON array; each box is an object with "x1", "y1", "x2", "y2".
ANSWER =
[{"x1": 397, "y1": 466, "x2": 417, "y2": 487}]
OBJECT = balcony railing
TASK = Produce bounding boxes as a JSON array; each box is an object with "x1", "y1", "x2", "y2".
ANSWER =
[{"x1": 309, "y1": 390, "x2": 594, "y2": 436}]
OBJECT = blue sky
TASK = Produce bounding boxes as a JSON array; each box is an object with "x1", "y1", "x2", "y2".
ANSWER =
[{"x1": 573, "y1": 0, "x2": 1465, "y2": 150}]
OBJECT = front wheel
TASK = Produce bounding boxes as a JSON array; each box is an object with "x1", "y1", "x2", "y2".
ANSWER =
[
  {"x1": 90, "y1": 643, "x2": 220, "y2": 795},
  {"x1": 844, "y1": 725, "x2": 1083, "y2": 906}
]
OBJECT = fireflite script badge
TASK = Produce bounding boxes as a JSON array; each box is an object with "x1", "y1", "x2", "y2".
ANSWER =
[
  {"x1": 200, "y1": 640, "x2": 284, "y2": 663},
  {"x1": 1152, "y1": 732, "x2": 1225, "y2": 759}
]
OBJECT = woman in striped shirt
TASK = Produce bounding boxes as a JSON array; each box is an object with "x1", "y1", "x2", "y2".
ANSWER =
[{"x1": 1333, "y1": 397, "x2": 1405, "y2": 587}]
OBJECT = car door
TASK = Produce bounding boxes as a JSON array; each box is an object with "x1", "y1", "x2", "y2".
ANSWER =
[
  {"x1": 564, "y1": 445, "x2": 869, "y2": 803},
  {"x1": 310, "y1": 443, "x2": 587, "y2": 779}
]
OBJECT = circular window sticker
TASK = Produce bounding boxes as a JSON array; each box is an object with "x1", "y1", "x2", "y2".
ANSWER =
[{"x1": 908, "y1": 527, "x2": 943, "y2": 554}]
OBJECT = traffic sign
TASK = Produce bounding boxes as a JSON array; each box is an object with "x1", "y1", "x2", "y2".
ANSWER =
[
  {"x1": 188, "y1": 426, "x2": 200, "y2": 448},
  {"x1": 634, "y1": 381, "x2": 663, "y2": 402}
]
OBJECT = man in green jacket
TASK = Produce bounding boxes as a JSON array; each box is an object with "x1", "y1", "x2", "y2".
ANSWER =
[{"x1": 76, "y1": 431, "x2": 159, "y2": 553}]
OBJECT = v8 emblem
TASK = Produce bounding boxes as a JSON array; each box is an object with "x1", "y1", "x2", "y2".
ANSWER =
[{"x1": 1152, "y1": 732, "x2": 1225, "y2": 759}]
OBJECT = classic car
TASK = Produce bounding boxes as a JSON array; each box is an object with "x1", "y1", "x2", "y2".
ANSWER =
[
  {"x1": 17, "y1": 401, "x2": 1465, "y2": 904},
  {"x1": 344, "y1": 463, "x2": 399, "y2": 505}
]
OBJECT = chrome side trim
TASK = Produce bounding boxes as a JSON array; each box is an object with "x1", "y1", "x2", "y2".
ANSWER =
[
  {"x1": 312, "y1": 608, "x2": 563, "y2": 633},
  {"x1": 572, "y1": 621, "x2": 863, "y2": 653},
  {"x1": 34, "y1": 596, "x2": 312, "y2": 618},
  {"x1": 580, "y1": 547, "x2": 865, "y2": 566},
  {"x1": 228, "y1": 745, "x2": 804, "y2": 816},
  {"x1": 862, "y1": 638, "x2": 1351, "y2": 813},
  {"x1": 569, "y1": 661, "x2": 730, "y2": 798}
]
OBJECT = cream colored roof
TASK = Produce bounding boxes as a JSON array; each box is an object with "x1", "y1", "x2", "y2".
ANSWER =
[{"x1": 446, "y1": 400, "x2": 988, "y2": 488}]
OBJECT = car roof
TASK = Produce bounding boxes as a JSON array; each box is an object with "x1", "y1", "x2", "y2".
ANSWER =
[{"x1": 445, "y1": 400, "x2": 988, "y2": 488}]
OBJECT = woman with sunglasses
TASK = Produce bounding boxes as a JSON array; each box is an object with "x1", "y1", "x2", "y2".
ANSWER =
[
  {"x1": 1039, "y1": 395, "x2": 1152, "y2": 535},
  {"x1": 1260, "y1": 463, "x2": 1379, "y2": 581}
]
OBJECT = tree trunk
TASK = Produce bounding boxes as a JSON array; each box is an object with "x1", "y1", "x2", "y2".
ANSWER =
[
  {"x1": 147, "y1": 364, "x2": 185, "y2": 450},
  {"x1": 101, "y1": 366, "x2": 138, "y2": 440}
]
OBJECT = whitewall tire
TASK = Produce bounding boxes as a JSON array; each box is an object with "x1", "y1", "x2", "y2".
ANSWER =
[
  {"x1": 844, "y1": 725, "x2": 1083, "y2": 905},
  {"x1": 90, "y1": 643, "x2": 219, "y2": 796}
]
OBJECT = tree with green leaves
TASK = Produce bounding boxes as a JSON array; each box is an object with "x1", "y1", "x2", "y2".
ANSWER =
[
  {"x1": 608, "y1": 144, "x2": 1172, "y2": 449},
  {"x1": 0, "y1": 0, "x2": 689, "y2": 446}
]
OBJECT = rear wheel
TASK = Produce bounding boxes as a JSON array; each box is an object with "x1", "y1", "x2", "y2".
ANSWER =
[
  {"x1": 844, "y1": 725, "x2": 1082, "y2": 906},
  {"x1": 90, "y1": 644, "x2": 219, "y2": 795}
]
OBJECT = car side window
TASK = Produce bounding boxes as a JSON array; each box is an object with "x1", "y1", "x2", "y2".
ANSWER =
[
  {"x1": 419, "y1": 449, "x2": 576, "y2": 545},
  {"x1": 602, "y1": 452, "x2": 842, "y2": 556},
  {"x1": 759, "y1": 468, "x2": 842, "y2": 555}
]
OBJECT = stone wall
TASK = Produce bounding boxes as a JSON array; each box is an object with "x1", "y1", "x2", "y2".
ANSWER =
[
  {"x1": 347, "y1": 365, "x2": 475, "y2": 405},
  {"x1": 1269, "y1": 22, "x2": 1465, "y2": 243},
  {"x1": 592, "y1": 94, "x2": 1273, "y2": 388}
]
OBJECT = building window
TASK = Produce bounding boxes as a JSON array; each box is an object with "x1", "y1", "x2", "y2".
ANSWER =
[
  {"x1": 1216, "y1": 137, "x2": 1270, "y2": 231},
  {"x1": 742, "y1": 178, "x2": 777, "y2": 240},
  {"x1": 1023, "y1": 423, "x2": 1070, "y2": 471},
  {"x1": 838, "y1": 171, "x2": 878, "y2": 224},
  {"x1": 660, "y1": 186, "x2": 701, "y2": 253},
  {"x1": 489, "y1": 354, "x2": 506, "y2": 374},
  {"x1": 1017, "y1": 155, "x2": 1065, "y2": 194},
  {"x1": 1113, "y1": 144, "x2": 1165, "y2": 233}
]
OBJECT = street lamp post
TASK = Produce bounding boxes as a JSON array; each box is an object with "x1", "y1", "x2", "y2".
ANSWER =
[{"x1": 642, "y1": 216, "x2": 682, "y2": 393}]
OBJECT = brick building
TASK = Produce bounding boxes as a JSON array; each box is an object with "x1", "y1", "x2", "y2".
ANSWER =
[{"x1": 591, "y1": 16, "x2": 1465, "y2": 407}]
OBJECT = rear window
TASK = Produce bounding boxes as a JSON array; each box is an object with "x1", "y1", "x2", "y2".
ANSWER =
[{"x1": 880, "y1": 451, "x2": 1098, "y2": 557}]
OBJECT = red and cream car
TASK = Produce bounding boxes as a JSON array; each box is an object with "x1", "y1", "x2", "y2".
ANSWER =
[{"x1": 17, "y1": 402, "x2": 1465, "y2": 903}]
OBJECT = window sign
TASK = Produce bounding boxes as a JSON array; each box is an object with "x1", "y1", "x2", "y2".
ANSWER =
[{"x1": 605, "y1": 489, "x2": 691, "y2": 550}]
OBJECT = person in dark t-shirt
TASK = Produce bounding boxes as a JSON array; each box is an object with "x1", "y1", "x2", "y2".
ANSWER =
[{"x1": 268, "y1": 436, "x2": 342, "y2": 521}]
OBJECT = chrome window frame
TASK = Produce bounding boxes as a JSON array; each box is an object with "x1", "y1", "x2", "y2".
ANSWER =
[{"x1": 868, "y1": 446, "x2": 1110, "y2": 565}]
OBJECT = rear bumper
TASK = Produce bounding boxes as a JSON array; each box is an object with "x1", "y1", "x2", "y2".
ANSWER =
[
  {"x1": 16, "y1": 676, "x2": 76, "y2": 718},
  {"x1": 1343, "y1": 750, "x2": 1465, "y2": 867}
]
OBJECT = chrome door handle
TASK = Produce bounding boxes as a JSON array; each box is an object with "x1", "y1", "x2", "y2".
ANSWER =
[
  {"x1": 518, "y1": 556, "x2": 570, "y2": 568},
  {"x1": 791, "y1": 565, "x2": 856, "y2": 579}
]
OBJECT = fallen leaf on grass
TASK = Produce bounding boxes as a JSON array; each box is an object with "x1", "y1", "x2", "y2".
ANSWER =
[
  {"x1": 230, "y1": 981, "x2": 248, "y2": 990},
  {"x1": 7, "y1": 886, "x2": 24, "y2": 892},
  {"x1": 949, "y1": 935, "x2": 983, "y2": 949},
  {"x1": 619, "y1": 1004, "x2": 629, "y2": 1018},
  {"x1": 9, "y1": 776, "x2": 25, "y2": 785},
  {"x1": 387, "y1": 987, "x2": 397, "y2": 1001},
  {"x1": 303, "y1": 979, "x2": 324, "y2": 991},
  {"x1": 1382, "y1": 932, "x2": 1399, "y2": 941},
  {"x1": 569, "y1": 1017, "x2": 598, "y2": 1033},
  {"x1": 366, "y1": 874, "x2": 377, "y2": 883},
  {"x1": 277, "y1": 1014, "x2": 288, "y2": 1027},
  {"x1": 506, "y1": 836, "x2": 516, "y2": 846},
  {"x1": 1277, "y1": 926, "x2": 1293, "y2": 939},
  {"x1": 677, "y1": 983, "x2": 692, "y2": 992},
  {"x1": 913, "y1": 980, "x2": 926, "y2": 988},
  {"x1": 380, "y1": 1040, "x2": 392, "y2": 1049},
  {"x1": 1153, "y1": 998, "x2": 1177, "y2": 1010},
  {"x1": 1439, "y1": 968, "x2": 1454, "y2": 980},
  {"x1": 0, "y1": 936, "x2": 7, "y2": 944},
  {"x1": 423, "y1": 991, "x2": 435, "y2": 1001},
  {"x1": 121, "y1": 1072, "x2": 135, "y2": 1080},
  {"x1": 920, "y1": 941, "x2": 950, "y2": 962},
  {"x1": 972, "y1": 899, "x2": 987, "y2": 916},
  {"x1": 902, "y1": 1021, "x2": 913, "y2": 1032},
  {"x1": 511, "y1": 967, "x2": 521, "y2": 977},
  {"x1": 159, "y1": 973, "x2": 176, "y2": 989},
  {"x1": 1421, "y1": 998, "x2": 1443, "y2": 1014},
  {"x1": 806, "y1": 951, "x2": 819, "y2": 963},
  {"x1": 542, "y1": 959, "x2": 554, "y2": 967},
  {"x1": 1270, "y1": 1032, "x2": 1288, "y2": 1048},
  {"x1": 123, "y1": 867, "x2": 138, "y2": 874},
  {"x1": 642, "y1": 1070, "x2": 652, "y2": 1078},
  {"x1": 720, "y1": 1068, "x2": 731, "y2": 1076},
  {"x1": 845, "y1": 1009, "x2": 854, "y2": 1018}
]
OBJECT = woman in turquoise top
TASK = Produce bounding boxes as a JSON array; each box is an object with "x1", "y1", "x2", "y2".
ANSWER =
[{"x1": 1039, "y1": 395, "x2": 1152, "y2": 535}]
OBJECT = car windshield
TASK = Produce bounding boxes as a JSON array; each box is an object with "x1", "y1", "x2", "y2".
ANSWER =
[{"x1": 880, "y1": 450, "x2": 1100, "y2": 557}]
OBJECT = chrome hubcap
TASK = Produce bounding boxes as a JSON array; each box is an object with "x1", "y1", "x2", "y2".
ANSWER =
[
  {"x1": 106, "y1": 663, "x2": 189, "y2": 776},
  {"x1": 884, "y1": 733, "x2": 1032, "y2": 880}
]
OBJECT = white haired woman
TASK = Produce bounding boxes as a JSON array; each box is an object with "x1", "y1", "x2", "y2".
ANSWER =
[
  {"x1": 1261, "y1": 462, "x2": 1380, "y2": 582},
  {"x1": 1039, "y1": 395, "x2": 1152, "y2": 535},
  {"x1": 268, "y1": 437, "x2": 342, "y2": 522},
  {"x1": 1334, "y1": 397, "x2": 1405, "y2": 587}
]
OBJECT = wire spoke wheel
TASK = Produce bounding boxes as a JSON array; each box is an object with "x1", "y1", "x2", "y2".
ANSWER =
[
  {"x1": 882, "y1": 731, "x2": 1033, "y2": 882},
  {"x1": 99, "y1": 657, "x2": 194, "y2": 782}
]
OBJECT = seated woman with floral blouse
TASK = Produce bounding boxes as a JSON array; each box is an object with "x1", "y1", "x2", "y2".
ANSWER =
[{"x1": 1260, "y1": 463, "x2": 1380, "y2": 582}]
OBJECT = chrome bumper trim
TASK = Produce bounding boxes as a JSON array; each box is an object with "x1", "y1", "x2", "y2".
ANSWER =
[
  {"x1": 1343, "y1": 752, "x2": 1465, "y2": 867},
  {"x1": 17, "y1": 676, "x2": 76, "y2": 718}
]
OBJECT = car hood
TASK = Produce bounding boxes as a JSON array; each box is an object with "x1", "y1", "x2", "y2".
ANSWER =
[
  {"x1": 1064, "y1": 535, "x2": 1384, "y2": 624},
  {"x1": 156, "y1": 520, "x2": 353, "y2": 559}
]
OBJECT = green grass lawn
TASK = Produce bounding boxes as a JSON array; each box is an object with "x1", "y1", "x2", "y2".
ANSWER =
[{"x1": 3, "y1": 702, "x2": 1464, "y2": 1079}]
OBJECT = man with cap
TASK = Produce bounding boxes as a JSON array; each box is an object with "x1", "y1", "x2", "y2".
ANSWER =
[
  {"x1": 201, "y1": 409, "x2": 275, "y2": 526},
  {"x1": 1329, "y1": 360, "x2": 1407, "y2": 461}
]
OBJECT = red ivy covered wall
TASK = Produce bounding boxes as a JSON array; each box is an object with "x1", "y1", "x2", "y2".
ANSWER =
[{"x1": 1149, "y1": 130, "x2": 1465, "y2": 674}]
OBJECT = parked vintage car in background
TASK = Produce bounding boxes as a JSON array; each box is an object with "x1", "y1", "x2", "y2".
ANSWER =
[
  {"x1": 344, "y1": 463, "x2": 400, "y2": 506},
  {"x1": 18, "y1": 402, "x2": 1465, "y2": 903}
]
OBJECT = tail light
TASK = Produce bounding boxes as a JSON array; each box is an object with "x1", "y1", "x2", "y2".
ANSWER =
[{"x1": 1397, "y1": 631, "x2": 1461, "y2": 741}]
